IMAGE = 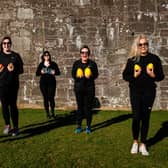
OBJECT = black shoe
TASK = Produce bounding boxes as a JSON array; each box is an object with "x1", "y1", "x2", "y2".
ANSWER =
[
  {"x1": 47, "y1": 114, "x2": 51, "y2": 119},
  {"x1": 12, "y1": 128, "x2": 19, "y2": 136},
  {"x1": 51, "y1": 114, "x2": 56, "y2": 119}
]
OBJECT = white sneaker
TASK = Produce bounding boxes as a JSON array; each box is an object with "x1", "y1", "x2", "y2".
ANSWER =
[
  {"x1": 130, "y1": 143, "x2": 138, "y2": 154},
  {"x1": 139, "y1": 144, "x2": 149, "y2": 156},
  {"x1": 3, "y1": 125, "x2": 11, "y2": 135}
]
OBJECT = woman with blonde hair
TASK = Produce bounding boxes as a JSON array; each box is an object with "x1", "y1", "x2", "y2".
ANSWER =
[{"x1": 122, "y1": 34, "x2": 164, "y2": 155}]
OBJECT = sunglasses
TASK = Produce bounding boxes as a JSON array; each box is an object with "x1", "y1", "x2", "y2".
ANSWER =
[
  {"x1": 138, "y1": 42, "x2": 148, "y2": 47},
  {"x1": 80, "y1": 51, "x2": 89, "y2": 55},
  {"x1": 3, "y1": 42, "x2": 11, "y2": 45}
]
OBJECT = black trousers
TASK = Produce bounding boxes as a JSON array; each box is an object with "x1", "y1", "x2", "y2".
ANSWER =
[
  {"x1": 130, "y1": 88, "x2": 156, "y2": 144},
  {"x1": 0, "y1": 85, "x2": 19, "y2": 128},
  {"x1": 75, "y1": 88, "x2": 94, "y2": 127},
  {"x1": 40, "y1": 82, "x2": 56, "y2": 115}
]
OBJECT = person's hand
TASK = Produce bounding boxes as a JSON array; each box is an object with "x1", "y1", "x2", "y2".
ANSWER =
[
  {"x1": 50, "y1": 70, "x2": 55, "y2": 75},
  {"x1": 41, "y1": 69, "x2": 45, "y2": 74},
  {"x1": 7, "y1": 63, "x2": 14, "y2": 72},
  {"x1": 0, "y1": 64, "x2": 4, "y2": 72},
  {"x1": 134, "y1": 64, "x2": 141, "y2": 78},
  {"x1": 146, "y1": 64, "x2": 155, "y2": 78}
]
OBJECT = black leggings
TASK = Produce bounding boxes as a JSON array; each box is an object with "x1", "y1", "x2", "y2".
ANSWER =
[
  {"x1": 75, "y1": 89, "x2": 94, "y2": 127},
  {"x1": 40, "y1": 82, "x2": 56, "y2": 115},
  {"x1": 130, "y1": 89, "x2": 156, "y2": 144},
  {"x1": 0, "y1": 86, "x2": 19, "y2": 128}
]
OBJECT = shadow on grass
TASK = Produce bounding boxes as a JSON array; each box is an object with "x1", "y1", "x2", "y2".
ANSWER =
[
  {"x1": 0, "y1": 110, "x2": 100, "y2": 142},
  {"x1": 147, "y1": 121, "x2": 168, "y2": 147},
  {"x1": 0, "y1": 111, "x2": 77, "y2": 142},
  {"x1": 91, "y1": 113, "x2": 132, "y2": 132}
]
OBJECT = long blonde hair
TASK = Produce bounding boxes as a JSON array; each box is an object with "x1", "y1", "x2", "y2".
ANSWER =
[{"x1": 129, "y1": 34, "x2": 149, "y2": 59}]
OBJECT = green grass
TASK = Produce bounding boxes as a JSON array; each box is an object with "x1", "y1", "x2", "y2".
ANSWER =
[{"x1": 0, "y1": 109, "x2": 167, "y2": 168}]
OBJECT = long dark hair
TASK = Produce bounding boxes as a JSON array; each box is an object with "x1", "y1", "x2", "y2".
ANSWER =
[
  {"x1": 41, "y1": 50, "x2": 52, "y2": 62},
  {"x1": 0, "y1": 36, "x2": 12, "y2": 52}
]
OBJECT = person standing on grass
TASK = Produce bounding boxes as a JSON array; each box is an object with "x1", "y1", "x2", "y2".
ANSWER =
[
  {"x1": 122, "y1": 34, "x2": 164, "y2": 156},
  {"x1": 0, "y1": 36, "x2": 24, "y2": 136},
  {"x1": 36, "y1": 51, "x2": 60, "y2": 119},
  {"x1": 72, "y1": 45, "x2": 99, "y2": 134}
]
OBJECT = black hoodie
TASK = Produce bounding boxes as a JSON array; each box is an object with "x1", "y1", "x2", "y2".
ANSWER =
[
  {"x1": 122, "y1": 53, "x2": 164, "y2": 91},
  {"x1": 0, "y1": 51, "x2": 23, "y2": 87}
]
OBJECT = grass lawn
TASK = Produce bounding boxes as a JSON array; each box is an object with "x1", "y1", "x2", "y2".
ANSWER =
[{"x1": 0, "y1": 109, "x2": 167, "y2": 168}]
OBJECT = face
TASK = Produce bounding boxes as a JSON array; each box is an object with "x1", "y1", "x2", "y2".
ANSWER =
[
  {"x1": 80, "y1": 48, "x2": 89, "y2": 63},
  {"x1": 43, "y1": 53, "x2": 50, "y2": 61},
  {"x1": 138, "y1": 38, "x2": 148, "y2": 56},
  {"x1": 2, "y1": 39, "x2": 11, "y2": 53}
]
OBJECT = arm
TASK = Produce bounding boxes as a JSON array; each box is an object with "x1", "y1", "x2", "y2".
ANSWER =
[
  {"x1": 91, "y1": 61, "x2": 99, "y2": 80},
  {"x1": 36, "y1": 63, "x2": 43, "y2": 76},
  {"x1": 53, "y1": 62, "x2": 61, "y2": 76},
  {"x1": 71, "y1": 61, "x2": 77, "y2": 79},
  {"x1": 154, "y1": 56, "x2": 165, "y2": 81},
  {"x1": 14, "y1": 53, "x2": 24, "y2": 75},
  {"x1": 122, "y1": 59, "x2": 135, "y2": 82}
]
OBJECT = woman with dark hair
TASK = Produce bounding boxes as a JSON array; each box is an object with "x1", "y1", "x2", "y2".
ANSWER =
[
  {"x1": 36, "y1": 51, "x2": 60, "y2": 119},
  {"x1": 0, "y1": 36, "x2": 24, "y2": 136},
  {"x1": 122, "y1": 34, "x2": 164, "y2": 155},
  {"x1": 72, "y1": 45, "x2": 99, "y2": 134}
]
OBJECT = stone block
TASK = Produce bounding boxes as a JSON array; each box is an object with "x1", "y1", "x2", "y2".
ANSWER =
[{"x1": 17, "y1": 8, "x2": 34, "y2": 20}]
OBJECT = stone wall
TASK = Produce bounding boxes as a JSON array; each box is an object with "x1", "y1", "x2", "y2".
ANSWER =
[{"x1": 0, "y1": 0, "x2": 168, "y2": 109}]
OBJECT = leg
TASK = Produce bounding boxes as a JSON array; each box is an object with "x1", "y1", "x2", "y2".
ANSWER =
[
  {"x1": 139, "y1": 89, "x2": 155, "y2": 156},
  {"x1": 8, "y1": 85, "x2": 20, "y2": 136},
  {"x1": 130, "y1": 90, "x2": 142, "y2": 154},
  {"x1": 0, "y1": 87, "x2": 11, "y2": 133},
  {"x1": 83, "y1": 88, "x2": 94, "y2": 128},
  {"x1": 75, "y1": 90, "x2": 84, "y2": 127},
  {"x1": 130, "y1": 91, "x2": 142, "y2": 141},
  {"x1": 40, "y1": 83, "x2": 50, "y2": 118},
  {"x1": 140, "y1": 90, "x2": 156, "y2": 144},
  {"x1": 9, "y1": 85, "x2": 19, "y2": 129},
  {"x1": 1, "y1": 95, "x2": 11, "y2": 135},
  {"x1": 48, "y1": 84, "x2": 56, "y2": 117},
  {"x1": 1, "y1": 96, "x2": 10, "y2": 126}
]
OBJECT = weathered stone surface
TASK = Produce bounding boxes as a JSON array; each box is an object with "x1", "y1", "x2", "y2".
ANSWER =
[{"x1": 0, "y1": 0, "x2": 167, "y2": 109}]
